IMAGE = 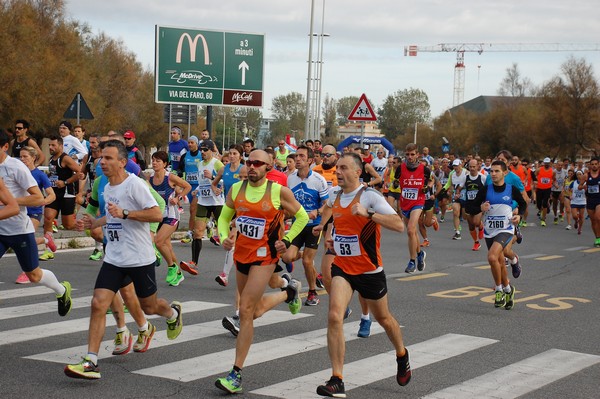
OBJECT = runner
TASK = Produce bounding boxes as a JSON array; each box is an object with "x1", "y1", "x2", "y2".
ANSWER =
[
  {"x1": 417, "y1": 157, "x2": 440, "y2": 248},
  {"x1": 9, "y1": 119, "x2": 45, "y2": 166},
  {"x1": 178, "y1": 135, "x2": 202, "y2": 245},
  {"x1": 582, "y1": 157, "x2": 600, "y2": 246},
  {"x1": 312, "y1": 152, "x2": 411, "y2": 397},
  {"x1": 65, "y1": 140, "x2": 183, "y2": 380},
  {"x1": 0, "y1": 130, "x2": 72, "y2": 316},
  {"x1": 463, "y1": 159, "x2": 486, "y2": 251},
  {"x1": 167, "y1": 126, "x2": 188, "y2": 176},
  {"x1": 393, "y1": 144, "x2": 431, "y2": 273},
  {"x1": 551, "y1": 160, "x2": 568, "y2": 224},
  {"x1": 214, "y1": 150, "x2": 307, "y2": 394},
  {"x1": 443, "y1": 159, "x2": 467, "y2": 240},
  {"x1": 470, "y1": 160, "x2": 527, "y2": 310},
  {"x1": 149, "y1": 151, "x2": 191, "y2": 286},
  {"x1": 15, "y1": 146, "x2": 57, "y2": 284},
  {"x1": 536, "y1": 158, "x2": 555, "y2": 227},
  {"x1": 568, "y1": 170, "x2": 587, "y2": 235}
]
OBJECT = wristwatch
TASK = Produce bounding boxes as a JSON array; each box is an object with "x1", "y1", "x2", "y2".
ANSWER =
[
  {"x1": 122, "y1": 209, "x2": 129, "y2": 220},
  {"x1": 367, "y1": 210, "x2": 375, "y2": 219}
]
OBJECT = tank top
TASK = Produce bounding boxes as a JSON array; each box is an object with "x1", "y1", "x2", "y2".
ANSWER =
[
  {"x1": 484, "y1": 184, "x2": 515, "y2": 238},
  {"x1": 182, "y1": 150, "x2": 203, "y2": 186},
  {"x1": 313, "y1": 164, "x2": 337, "y2": 194},
  {"x1": 586, "y1": 172, "x2": 600, "y2": 200},
  {"x1": 398, "y1": 163, "x2": 426, "y2": 210},
  {"x1": 553, "y1": 169, "x2": 568, "y2": 192},
  {"x1": 222, "y1": 163, "x2": 243, "y2": 197},
  {"x1": 150, "y1": 172, "x2": 178, "y2": 219},
  {"x1": 11, "y1": 137, "x2": 33, "y2": 158},
  {"x1": 360, "y1": 161, "x2": 371, "y2": 184},
  {"x1": 48, "y1": 153, "x2": 75, "y2": 196},
  {"x1": 233, "y1": 180, "x2": 285, "y2": 265},
  {"x1": 331, "y1": 188, "x2": 382, "y2": 275},
  {"x1": 537, "y1": 167, "x2": 553, "y2": 189},
  {"x1": 464, "y1": 173, "x2": 486, "y2": 202}
]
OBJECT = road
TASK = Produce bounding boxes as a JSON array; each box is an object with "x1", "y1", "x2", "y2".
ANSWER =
[{"x1": 1, "y1": 210, "x2": 599, "y2": 398}]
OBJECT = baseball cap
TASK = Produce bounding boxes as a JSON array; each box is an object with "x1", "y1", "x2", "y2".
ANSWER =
[
  {"x1": 452, "y1": 159, "x2": 461, "y2": 166},
  {"x1": 543, "y1": 157, "x2": 551, "y2": 163},
  {"x1": 123, "y1": 130, "x2": 136, "y2": 139},
  {"x1": 200, "y1": 139, "x2": 214, "y2": 150},
  {"x1": 59, "y1": 120, "x2": 72, "y2": 130}
]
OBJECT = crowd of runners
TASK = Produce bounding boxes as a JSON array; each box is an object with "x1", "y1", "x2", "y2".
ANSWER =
[{"x1": 1, "y1": 119, "x2": 599, "y2": 397}]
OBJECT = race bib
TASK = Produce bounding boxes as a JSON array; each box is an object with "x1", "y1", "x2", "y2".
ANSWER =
[
  {"x1": 487, "y1": 215, "x2": 506, "y2": 230},
  {"x1": 541, "y1": 177, "x2": 551, "y2": 184},
  {"x1": 402, "y1": 188, "x2": 418, "y2": 200},
  {"x1": 186, "y1": 172, "x2": 199, "y2": 183},
  {"x1": 333, "y1": 234, "x2": 361, "y2": 257},
  {"x1": 589, "y1": 185, "x2": 599, "y2": 194},
  {"x1": 235, "y1": 216, "x2": 266, "y2": 240},
  {"x1": 106, "y1": 222, "x2": 123, "y2": 242},
  {"x1": 198, "y1": 184, "x2": 212, "y2": 198},
  {"x1": 467, "y1": 190, "x2": 478, "y2": 200},
  {"x1": 49, "y1": 175, "x2": 58, "y2": 187}
]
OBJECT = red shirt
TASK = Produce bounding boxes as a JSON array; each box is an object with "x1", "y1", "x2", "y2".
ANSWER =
[
  {"x1": 266, "y1": 169, "x2": 288, "y2": 186},
  {"x1": 398, "y1": 163, "x2": 427, "y2": 211}
]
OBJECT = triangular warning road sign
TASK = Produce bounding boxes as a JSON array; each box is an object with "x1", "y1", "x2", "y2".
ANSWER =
[
  {"x1": 63, "y1": 92, "x2": 94, "y2": 120},
  {"x1": 348, "y1": 93, "x2": 377, "y2": 121}
]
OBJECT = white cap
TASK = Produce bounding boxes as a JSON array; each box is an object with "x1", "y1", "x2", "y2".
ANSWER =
[
  {"x1": 452, "y1": 159, "x2": 461, "y2": 166},
  {"x1": 543, "y1": 157, "x2": 551, "y2": 163}
]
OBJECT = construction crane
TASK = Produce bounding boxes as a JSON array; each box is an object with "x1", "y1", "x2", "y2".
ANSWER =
[{"x1": 404, "y1": 43, "x2": 600, "y2": 106}]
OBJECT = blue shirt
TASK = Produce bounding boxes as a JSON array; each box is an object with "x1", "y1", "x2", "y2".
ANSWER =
[
  {"x1": 27, "y1": 168, "x2": 52, "y2": 215},
  {"x1": 287, "y1": 170, "x2": 329, "y2": 226},
  {"x1": 168, "y1": 140, "x2": 189, "y2": 171}
]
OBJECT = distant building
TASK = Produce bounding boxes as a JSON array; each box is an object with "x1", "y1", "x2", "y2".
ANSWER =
[
  {"x1": 337, "y1": 122, "x2": 383, "y2": 140},
  {"x1": 447, "y1": 95, "x2": 532, "y2": 115}
]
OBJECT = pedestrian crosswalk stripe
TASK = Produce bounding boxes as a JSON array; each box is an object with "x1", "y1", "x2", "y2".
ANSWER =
[
  {"x1": 25, "y1": 310, "x2": 311, "y2": 364},
  {"x1": 0, "y1": 296, "x2": 93, "y2": 321},
  {"x1": 564, "y1": 246, "x2": 589, "y2": 251},
  {"x1": 133, "y1": 321, "x2": 381, "y2": 382},
  {"x1": 0, "y1": 301, "x2": 226, "y2": 346},
  {"x1": 0, "y1": 286, "x2": 72, "y2": 300},
  {"x1": 397, "y1": 273, "x2": 448, "y2": 281},
  {"x1": 251, "y1": 333, "x2": 497, "y2": 398},
  {"x1": 421, "y1": 349, "x2": 600, "y2": 399}
]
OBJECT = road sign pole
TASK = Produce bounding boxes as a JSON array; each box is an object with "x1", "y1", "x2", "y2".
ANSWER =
[
  {"x1": 76, "y1": 93, "x2": 81, "y2": 125},
  {"x1": 360, "y1": 121, "x2": 365, "y2": 147}
]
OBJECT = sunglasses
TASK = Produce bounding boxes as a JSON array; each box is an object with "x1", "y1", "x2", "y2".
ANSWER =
[
  {"x1": 200, "y1": 147, "x2": 210, "y2": 152},
  {"x1": 246, "y1": 160, "x2": 268, "y2": 167},
  {"x1": 323, "y1": 153, "x2": 335, "y2": 158},
  {"x1": 15, "y1": 126, "x2": 25, "y2": 130}
]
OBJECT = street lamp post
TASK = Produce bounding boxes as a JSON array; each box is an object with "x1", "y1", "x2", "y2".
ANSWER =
[{"x1": 305, "y1": 0, "x2": 328, "y2": 142}]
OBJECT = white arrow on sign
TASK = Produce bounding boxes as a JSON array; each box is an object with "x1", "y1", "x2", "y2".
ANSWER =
[{"x1": 238, "y1": 61, "x2": 249, "y2": 86}]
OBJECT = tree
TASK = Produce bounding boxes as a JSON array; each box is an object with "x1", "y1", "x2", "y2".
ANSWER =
[
  {"x1": 538, "y1": 57, "x2": 600, "y2": 156},
  {"x1": 322, "y1": 94, "x2": 338, "y2": 142},
  {"x1": 497, "y1": 63, "x2": 534, "y2": 97},
  {"x1": 377, "y1": 88, "x2": 431, "y2": 141},
  {"x1": 335, "y1": 95, "x2": 359, "y2": 126},
  {"x1": 270, "y1": 92, "x2": 306, "y2": 140}
]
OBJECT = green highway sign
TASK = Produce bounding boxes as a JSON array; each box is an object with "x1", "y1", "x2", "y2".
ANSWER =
[{"x1": 155, "y1": 26, "x2": 264, "y2": 107}]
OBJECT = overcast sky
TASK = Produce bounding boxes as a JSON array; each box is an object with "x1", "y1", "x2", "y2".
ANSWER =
[{"x1": 65, "y1": 0, "x2": 600, "y2": 119}]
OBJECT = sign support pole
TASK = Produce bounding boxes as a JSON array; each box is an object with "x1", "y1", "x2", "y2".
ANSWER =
[{"x1": 76, "y1": 93, "x2": 81, "y2": 125}]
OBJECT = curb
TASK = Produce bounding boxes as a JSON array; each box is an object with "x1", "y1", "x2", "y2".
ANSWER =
[{"x1": 46, "y1": 231, "x2": 190, "y2": 251}]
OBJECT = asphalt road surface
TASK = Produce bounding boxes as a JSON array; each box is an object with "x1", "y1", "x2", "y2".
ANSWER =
[{"x1": 1, "y1": 209, "x2": 599, "y2": 398}]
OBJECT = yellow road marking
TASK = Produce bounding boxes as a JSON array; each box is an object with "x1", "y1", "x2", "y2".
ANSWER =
[
  {"x1": 582, "y1": 248, "x2": 600, "y2": 253},
  {"x1": 474, "y1": 265, "x2": 490, "y2": 270},
  {"x1": 534, "y1": 255, "x2": 564, "y2": 261},
  {"x1": 398, "y1": 273, "x2": 448, "y2": 281}
]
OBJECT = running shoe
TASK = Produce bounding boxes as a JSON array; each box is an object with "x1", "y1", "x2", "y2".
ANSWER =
[
  {"x1": 315, "y1": 273, "x2": 325, "y2": 289},
  {"x1": 595, "y1": 238, "x2": 600, "y2": 248},
  {"x1": 285, "y1": 279, "x2": 302, "y2": 314},
  {"x1": 281, "y1": 272, "x2": 292, "y2": 288},
  {"x1": 305, "y1": 291, "x2": 320, "y2": 306},
  {"x1": 166, "y1": 301, "x2": 183, "y2": 340},
  {"x1": 397, "y1": 349, "x2": 412, "y2": 386},
  {"x1": 64, "y1": 356, "x2": 100, "y2": 380},
  {"x1": 420, "y1": 239, "x2": 430, "y2": 247},
  {"x1": 222, "y1": 315, "x2": 240, "y2": 337},
  {"x1": 343, "y1": 307, "x2": 352, "y2": 320},
  {"x1": 553, "y1": 217, "x2": 559, "y2": 225},
  {"x1": 515, "y1": 225, "x2": 523, "y2": 244},
  {"x1": 166, "y1": 265, "x2": 178, "y2": 284},
  {"x1": 52, "y1": 220, "x2": 58, "y2": 233},
  {"x1": 169, "y1": 271, "x2": 185, "y2": 287},
  {"x1": 504, "y1": 286, "x2": 516, "y2": 310},
  {"x1": 440, "y1": 215, "x2": 445, "y2": 222},
  {"x1": 154, "y1": 246, "x2": 162, "y2": 267},
  {"x1": 560, "y1": 215, "x2": 564, "y2": 222},
  {"x1": 39, "y1": 250, "x2": 54, "y2": 261},
  {"x1": 472, "y1": 241, "x2": 481, "y2": 251},
  {"x1": 112, "y1": 328, "x2": 132, "y2": 355},
  {"x1": 215, "y1": 272, "x2": 228, "y2": 286},
  {"x1": 57, "y1": 281, "x2": 72, "y2": 316},
  {"x1": 179, "y1": 260, "x2": 198, "y2": 275},
  {"x1": 565, "y1": 225, "x2": 572, "y2": 230},
  {"x1": 540, "y1": 220, "x2": 547, "y2": 227},
  {"x1": 45, "y1": 232, "x2": 57, "y2": 252},
  {"x1": 15, "y1": 272, "x2": 30, "y2": 284},
  {"x1": 494, "y1": 290, "x2": 506, "y2": 308},
  {"x1": 89, "y1": 249, "x2": 103, "y2": 261},
  {"x1": 210, "y1": 235, "x2": 221, "y2": 246},
  {"x1": 133, "y1": 322, "x2": 156, "y2": 353},
  {"x1": 416, "y1": 250, "x2": 426, "y2": 271},
  {"x1": 520, "y1": 221, "x2": 527, "y2": 227},
  {"x1": 357, "y1": 318, "x2": 372, "y2": 338},
  {"x1": 510, "y1": 254, "x2": 522, "y2": 279},
  {"x1": 452, "y1": 231, "x2": 461, "y2": 240},
  {"x1": 432, "y1": 216, "x2": 439, "y2": 231},
  {"x1": 405, "y1": 260, "x2": 416, "y2": 274},
  {"x1": 215, "y1": 368, "x2": 242, "y2": 394},
  {"x1": 180, "y1": 237, "x2": 192, "y2": 244},
  {"x1": 317, "y1": 376, "x2": 345, "y2": 398}
]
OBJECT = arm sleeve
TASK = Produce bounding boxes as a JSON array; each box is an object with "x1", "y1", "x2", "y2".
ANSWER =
[
  {"x1": 85, "y1": 177, "x2": 101, "y2": 216},
  {"x1": 513, "y1": 186, "x2": 527, "y2": 216},
  {"x1": 283, "y1": 206, "x2": 309, "y2": 243},
  {"x1": 218, "y1": 204, "x2": 236, "y2": 242}
]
